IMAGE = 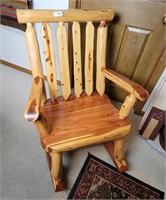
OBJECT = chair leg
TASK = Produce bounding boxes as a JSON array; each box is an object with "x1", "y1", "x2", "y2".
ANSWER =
[
  {"x1": 104, "y1": 139, "x2": 128, "y2": 173},
  {"x1": 49, "y1": 152, "x2": 64, "y2": 192}
]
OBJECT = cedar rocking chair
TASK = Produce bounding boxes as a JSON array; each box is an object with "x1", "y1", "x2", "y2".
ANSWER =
[{"x1": 16, "y1": 9, "x2": 149, "y2": 191}]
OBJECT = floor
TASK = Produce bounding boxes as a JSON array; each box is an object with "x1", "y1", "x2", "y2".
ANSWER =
[{"x1": 0, "y1": 63, "x2": 165, "y2": 200}]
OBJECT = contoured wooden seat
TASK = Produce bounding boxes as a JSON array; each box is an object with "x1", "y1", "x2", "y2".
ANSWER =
[
  {"x1": 16, "y1": 9, "x2": 149, "y2": 192},
  {"x1": 40, "y1": 92, "x2": 131, "y2": 152}
]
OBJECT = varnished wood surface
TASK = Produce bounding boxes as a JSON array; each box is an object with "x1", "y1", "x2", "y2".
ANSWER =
[
  {"x1": 24, "y1": 76, "x2": 45, "y2": 122},
  {"x1": 57, "y1": 22, "x2": 71, "y2": 100},
  {"x1": 2, "y1": 64, "x2": 165, "y2": 197},
  {"x1": 102, "y1": 68, "x2": 149, "y2": 101},
  {"x1": 85, "y1": 21, "x2": 94, "y2": 96},
  {"x1": 25, "y1": 23, "x2": 44, "y2": 79},
  {"x1": 96, "y1": 21, "x2": 107, "y2": 96},
  {"x1": 16, "y1": 9, "x2": 114, "y2": 23},
  {"x1": 119, "y1": 94, "x2": 137, "y2": 119},
  {"x1": 135, "y1": 47, "x2": 166, "y2": 114},
  {"x1": 16, "y1": 8, "x2": 149, "y2": 188},
  {"x1": 41, "y1": 23, "x2": 58, "y2": 100},
  {"x1": 40, "y1": 92, "x2": 131, "y2": 152},
  {"x1": 77, "y1": 0, "x2": 165, "y2": 114},
  {"x1": 72, "y1": 22, "x2": 82, "y2": 97}
]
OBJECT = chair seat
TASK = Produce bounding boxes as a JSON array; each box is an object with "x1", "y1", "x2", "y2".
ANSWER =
[{"x1": 40, "y1": 92, "x2": 131, "y2": 152}]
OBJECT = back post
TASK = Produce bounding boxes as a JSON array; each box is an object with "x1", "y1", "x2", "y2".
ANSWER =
[{"x1": 25, "y1": 22, "x2": 46, "y2": 104}]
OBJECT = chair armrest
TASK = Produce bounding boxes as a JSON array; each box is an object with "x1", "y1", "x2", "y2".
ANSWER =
[
  {"x1": 102, "y1": 68, "x2": 149, "y2": 101},
  {"x1": 24, "y1": 76, "x2": 45, "y2": 122}
]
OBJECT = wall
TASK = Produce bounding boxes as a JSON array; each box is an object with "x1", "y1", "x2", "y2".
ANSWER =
[
  {"x1": 138, "y1": 68, "x2": 166, "y2": 130},
  {"x1": 0, "y1": 0, "x2": 68, "y2": 79},
  {"x1": 0, "y1": 25, "x2": 30, "y2": 69}
]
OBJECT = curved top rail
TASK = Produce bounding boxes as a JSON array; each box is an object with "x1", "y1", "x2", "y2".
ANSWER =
[{"x1": 16, "y1": 9, "x2": 114, "y2": 24}]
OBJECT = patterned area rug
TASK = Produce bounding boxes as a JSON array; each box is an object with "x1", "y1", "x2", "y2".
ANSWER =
[{"x1": 68, "y1": 153, "x2": 164, "y2": 199}]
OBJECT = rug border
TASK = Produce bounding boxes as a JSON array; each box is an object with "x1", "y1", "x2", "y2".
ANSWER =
[
  {"x1": 68, "y1": 152, "x2": 93, "y2": 199},
  {"x1": 68, "y1": 153, "x2": 165, "y2": 199}
]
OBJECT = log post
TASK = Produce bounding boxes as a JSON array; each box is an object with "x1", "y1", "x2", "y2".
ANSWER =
[
  {"x1": 119, "y1": 94, "x2": 137, "y2": 119},
  {"x1": 50, "y1": 152, "x2": 64, "y2": 192}
]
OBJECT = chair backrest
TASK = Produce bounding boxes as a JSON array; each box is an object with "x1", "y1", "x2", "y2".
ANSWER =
[{"x1": 17, "y1": 9, "x2": 114, "y2": 100}]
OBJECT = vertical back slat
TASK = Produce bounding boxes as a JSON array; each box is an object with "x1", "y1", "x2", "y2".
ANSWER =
[
  {"x1": 96, "y1": 21, "x2": 108, "y2": 95},
  {"x1": 85, "y1": 21, "x2": 94, "y2": 96},
  {"x1": 57, "y1": 22, "x2": 71, "y2": 100},
  {"x1": 41, "y1": 23, "x2": 58, "y2": 101},
  {"x1": 72, "y1": 22, "x2": 82, "y2": 97}
]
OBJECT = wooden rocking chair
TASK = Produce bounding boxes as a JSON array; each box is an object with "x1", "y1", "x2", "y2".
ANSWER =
[{"x1": 16, "y1": 9, "x2": 149, "y2": 192}]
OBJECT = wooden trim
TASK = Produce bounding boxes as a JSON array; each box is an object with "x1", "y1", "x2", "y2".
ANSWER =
[
  {"x1": 69, "y1": 0, "x2": 81, "y2": 9},
  {"x1": 76, "y1": 0, "x2": 81, "y2": 9},
  {"x1": 69, "y1": 0, "x2": 76, "y2": 9},
  {"x1": 0, "y1": 59, "x2": 61, "y2": 85},
  {"x1": 134, "y1": 46, "x2": 166, "y2": 115},
  {"x1": 16, "y1": 9, "x2": 114, "y2": 23},
  {"x1": 0, "y1": 59, "x2": 32, "y2": 75}
]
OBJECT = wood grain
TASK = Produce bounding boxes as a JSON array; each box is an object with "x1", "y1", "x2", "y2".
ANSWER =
[
  {"x1": 34, "y1": 114, "x2": 50, "y2": 135},
  {"x1": 119, "y1": 94, "x2": 137, "y2": 119},
  {"x1": 102, "y1": 68, "x2": 149, "y2": 101},
  {"x1": 16, "y1": 9, "x2": 114, "y2": 23},
  {"x1": 96, "y1": 21, "x2": 107, "y2": 95},
  {"x1": 72, "y1": 22, "x2": 82, "y2": 97},
  {"x1": 16, "y1": 8, "x2": 150, "y2": 185},
  {"x1": 40, "y1": 92, "x2": 131, "y2": 152},
  {"x1": 41, "y1": 22, "x2": 58, "y2": 101},
  {"x1": 134, "y1": 47, "x2": 166, "y2": 114},
  {"x1": 24, "y1": 76, "x2": 45, "y2": 122},
  {"x1": 78, "y1": 0, "x2": 164, "y2": 115},
  {"x1": 25, "y1": 23, "x2": 44, "y2": 80},
  {"x1": 50, "y1": 152, "x2": 64, "y2": 191},
  {"x1": 115, "y1": 26, "x2": 151, "y2": 78},
  {"x1": 85, "y1": 21, "x2": 94, "y2": 96},
  {"x1": 57, "y1": 22, "x2": 71, "y2": 99}
]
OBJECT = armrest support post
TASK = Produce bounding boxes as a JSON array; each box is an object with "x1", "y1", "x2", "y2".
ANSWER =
[
  {"x1": 34, "y1": 114, "x2": 50, "y2": 135},
  {"x1": 119, "y1": 94, "x2": 137, "y2": 119},
  {"x1": 24, "y1": 76, "x2": 46, "y2": 122},
  {"x1": 102, "y1": 67, "x2": 149, "y2": 118}
]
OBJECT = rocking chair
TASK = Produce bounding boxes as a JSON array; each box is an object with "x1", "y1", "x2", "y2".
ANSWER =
[{"x1": 16, "y1": 9, "x2": 149, "y2": 191}]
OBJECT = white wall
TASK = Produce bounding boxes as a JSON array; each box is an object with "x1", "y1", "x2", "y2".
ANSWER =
[
  {"x1": 33, "y1": 0, "x2": 68, "y2": 9},
  {"x1": 0, "y1": 25, "x2": 31, "y2": 69},
  {"x1": 33, "y1": 0, "x2": 68, "y2": 79},
  {"x1": 0, "y1": 0, "x2": 68, "y2": 79}
]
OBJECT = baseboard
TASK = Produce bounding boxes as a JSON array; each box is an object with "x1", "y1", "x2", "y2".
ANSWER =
[
  {"x1": 0, "y1": 59, "x2": 33, "y2": 75},
  {"x1": 0, "y1": 59, "x2": 61, "y2": 85}
]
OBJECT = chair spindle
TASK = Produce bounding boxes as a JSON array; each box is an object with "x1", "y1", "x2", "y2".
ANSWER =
[
  {"x1": 57, "y1": 22, "x2": 71, "y2": 100},
  {"x1": 72, "y1": 22, "x2": 82, "y2": 97},
  {"x1": 85, "y1": 21, "x2": 94, "y2": 96},
  {"x1": 96, "y1": 21, "x2": 108, "y2": 96},
  {"x1": 41, "y1": 22, "x2": 58, "y2": 101}
]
